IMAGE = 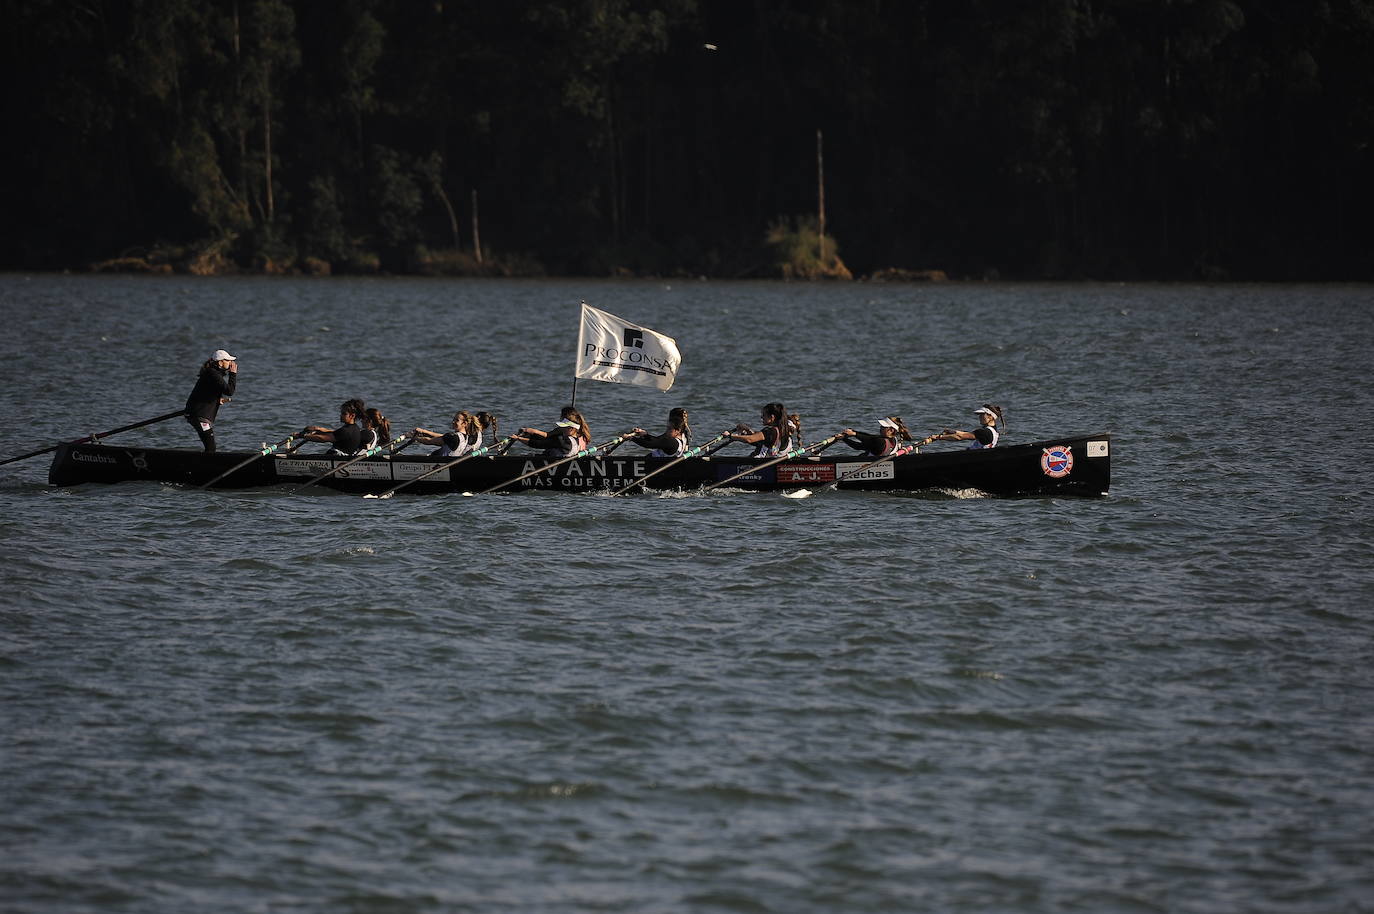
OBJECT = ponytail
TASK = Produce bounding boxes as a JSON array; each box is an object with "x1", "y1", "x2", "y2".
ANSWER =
[
  {"x1": 365, "y1": 407, "x2": 391, "y2": 444},
  {"x1": 561, "y1": 406, "x2": 591, "y2": 444},
  {"x1": 476, "y1": 411, "x2": 497, "y2": 445},
  {"x1": 668, "y1": 407, "x2": 691, "y2": 445}
]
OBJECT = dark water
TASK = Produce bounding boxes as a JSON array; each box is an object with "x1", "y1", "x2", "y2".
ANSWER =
[{"x1": 2, "y1": 275, "x2": 1372, "y2": 913}]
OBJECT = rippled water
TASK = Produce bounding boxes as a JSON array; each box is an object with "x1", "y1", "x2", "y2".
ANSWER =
[{"x1": 2, "y1": 275, "x2": 1373, "y2": 912}]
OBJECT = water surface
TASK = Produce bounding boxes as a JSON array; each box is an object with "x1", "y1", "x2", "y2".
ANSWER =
[{"x1": 2, "y1": 276, "x2": 1372, "y2": 913}]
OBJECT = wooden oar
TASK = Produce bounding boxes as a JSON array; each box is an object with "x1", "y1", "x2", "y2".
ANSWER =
[
  {"x1": 783, "y1": 442, "x2": 919, "y2": 499},
  {"x1": 608, "y1": 431, "x2": 732, "y2": 497},
  {"x1": 702, "y1": 431, "x2": 847, "y2": 493},
  {"x1": 198, "y1": 431, "x2": 305, "y2": 489},
  {"x1": 363, "y1": 435, "x2": 515, "y2": 499},
  {"x1": 1, "y1": 409, "x2": 186, "y2": 467},
  {"x1": 293, "y1": 434, "x2": 414, "y2": 493},
  {"x1": 475, "y1": 431, "x2": 636, "y2": 495}
]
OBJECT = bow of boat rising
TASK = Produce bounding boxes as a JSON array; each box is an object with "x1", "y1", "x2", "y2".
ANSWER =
[{"x1": 48, "y1": 433, "x2": 1111, "y2": 497}]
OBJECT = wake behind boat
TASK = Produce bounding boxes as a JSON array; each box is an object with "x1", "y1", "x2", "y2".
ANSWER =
[{"x1": 47, "y1": 433, "x2": 1111, "y2": 497}]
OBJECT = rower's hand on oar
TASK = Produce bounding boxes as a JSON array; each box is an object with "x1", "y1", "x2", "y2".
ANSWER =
[{"x1": 840, "y1": 428, "x2": 856, "y2": 437}]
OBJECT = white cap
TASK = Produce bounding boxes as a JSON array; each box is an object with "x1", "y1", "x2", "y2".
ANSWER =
[
  {"x1": 877, "y1": 418, "x2": 899, "y2": 429},
  {"x1": 556, "y1": 419, "x2": 579, "y2": 428},
  {"x1": 211, "y1": 349, "x2": 236, "y2": 362},
  {"x1": 974, "y1": 407, "x2": 995, "y2": 416}
]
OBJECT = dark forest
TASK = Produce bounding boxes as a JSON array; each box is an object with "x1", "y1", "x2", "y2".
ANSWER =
[{"x1": 3, "y1": 0, "x2": 1371, "y2": 279}]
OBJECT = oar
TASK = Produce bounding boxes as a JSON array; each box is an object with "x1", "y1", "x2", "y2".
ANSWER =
[
  {"x1": 1, "y1": 409, "x2": 186, "y2": 467},
  {"x1": 608, "y1": 431, "x2": 732, "y2": 497},
  {"x1": 702, "y1": 431, "x2": 847, "y2": 493},
  {"x1": 783, "y1": 442, "x2": 920, "y2": 499},
  {"x1": 363, "y1": 435, "x2": 516, "y2": 499},
  {"x1": 475, "y1": 431, "x2": 636, "y2": 495},
  {"x1": 198, "y1": 431, "x2": 305, "y2": 489},
  {"x1": 293, "y1": 434, "x2": 414, "y2": 493}
]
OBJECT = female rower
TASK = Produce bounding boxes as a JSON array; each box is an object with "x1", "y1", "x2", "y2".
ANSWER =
[
  {"x1": 726, "y1": 402, "x2": 793, "y2": 457},
  {"x1": 473, "y1": 412, "x2": 498, "y2": 449},
  {"x1": 362, "y1": 407, "x2": 391, "y2": 450},
  {"x1": 516, "y1": 406, "x2": 591, "y2": 457},
  {"x1": 184, "y1": 348, "x2": 238, "y2": 452},
  {"x1": 413, "y1": 410, "x2": 479, "y2": 457},
  {"x1": 839, "y1": 416, "x2": 914, "y2": 457},
  {"x1": 302, "y1": 398, "x2": 366, "y2": 455},
  {"x1": 629, "y1": 407, "x2": 692, "y2": 457},
  {"x1": 922, "y1": 404, "x2": 1004, "y2": 448}
]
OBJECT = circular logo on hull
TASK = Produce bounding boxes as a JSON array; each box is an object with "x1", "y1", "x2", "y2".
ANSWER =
[{"x1": 1041, "y1": 445, "x2": 1073, "y2": 478}]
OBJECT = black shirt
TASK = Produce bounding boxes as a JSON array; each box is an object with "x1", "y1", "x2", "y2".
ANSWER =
[
  {"x1": 631, "y1": 431, "x2": 684, "y2": 455},
  {"x1": 841, "y1": 431, "x2": 889, "y2": 456},
  {"x1": 329, "y1": 421, "x2": 363, "y2": 455},
  {"x1": 185, "y1": 364, "x2": 237, "y2": 421}
]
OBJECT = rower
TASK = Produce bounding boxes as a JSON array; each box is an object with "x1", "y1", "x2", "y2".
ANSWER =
[
  {"x1": 839, "y1": 416, "x2": 914, "y2": 456},
  {"x1": 302, "y1": 398, "x2": 366, "y2": 455},
  {"x1": 922, "y1": 404, "x2": 1004, "y2": 448},
  {"x1": 515, "y1": 406, "x2": 591, "y2": 457},
  {"x1": 362, "y1": 407, "x2": 391, "y2": 450},
  {"x1": 627, "y1": 407, "x2": 692, "y2": 457},
  {"x1": 413, "y1": 411, "x2": 481, "y2": 457},
  {"x1": 725, "y1": 402, "x2": 793, "y2": 457}
]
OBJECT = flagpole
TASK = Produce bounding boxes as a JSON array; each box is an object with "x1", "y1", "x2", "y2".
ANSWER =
[{"x1": 571, "y1": 300, "x2": 587, "y2": 407}]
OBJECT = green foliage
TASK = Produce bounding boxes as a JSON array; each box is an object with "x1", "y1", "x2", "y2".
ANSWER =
[
  {"x1": 168, "y1": 127, "x2": 252, "y2": 236},
  {"x1": 1, "y1": 0, "x2": 1371, "y2": 278},
  {"x1": 765, "y1": 218, "x2": 852, "y2": 281},
  {"x1": 300, "y1": 176, "x2": 352, "y2": 265},
  {"x1": 370, "y1": 145, "x2": 423, "y2": 254}
]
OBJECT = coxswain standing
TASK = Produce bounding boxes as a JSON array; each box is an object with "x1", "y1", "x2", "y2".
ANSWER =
[{"x1": 184, "y1": 348, "x2": 238, "y2": 452}]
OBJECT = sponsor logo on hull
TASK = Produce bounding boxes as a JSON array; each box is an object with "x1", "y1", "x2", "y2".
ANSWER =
[
  {"x1": 718, "y1": 466, "x2": 773, "y2": 486},
  {"x1": 777, "y1": 464, "x2": 836, "y2": 484},
  {"x1": 1041, "y1": 445, "x2": 1074, "y2": 478},
  {"x1": 274, "y1": 458, "x2": 336, "y2": 477},
  {"x1": 514, "y1": 458, "x2": 648, "y2": 485},
  {"x1": 72, "y1": 450, "x2": 119, "y2": 465},
  {"x1": 392, "y1": 462, "x2": 450, "y2": 481},
  {"x1": 834, "y1": 462, "x2": 895, "y2": 481},
  {"x1": 519, "y1": 474, "x2": 628, "y2": 490},
  {"x1": 333, "y1": 462, "x2": 392, "y2": 481}
]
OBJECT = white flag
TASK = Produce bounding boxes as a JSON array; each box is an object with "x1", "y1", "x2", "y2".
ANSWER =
[{"x1": 575, "y1": 303, "x2": 681, "y2": 392}]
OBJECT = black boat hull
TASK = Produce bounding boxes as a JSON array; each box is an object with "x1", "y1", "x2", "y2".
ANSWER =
[{"x1": 48, "y1": 435, "x2": 1111, "y2": 497}]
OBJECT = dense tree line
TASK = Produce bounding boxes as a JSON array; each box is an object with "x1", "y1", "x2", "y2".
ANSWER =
[{"x1": 2, "y1": 0, "x2": 1371, "y2": 279}]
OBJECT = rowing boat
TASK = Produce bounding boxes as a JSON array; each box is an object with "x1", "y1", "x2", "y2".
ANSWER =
[{"x1": 47, "y1": 434, "x2": 1111, "y2": 496}]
